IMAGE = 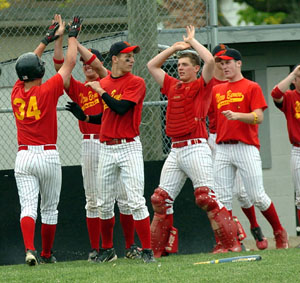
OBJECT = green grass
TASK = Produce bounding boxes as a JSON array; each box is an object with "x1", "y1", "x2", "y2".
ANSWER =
[{"x1": 1, "y1": 249, "x2": 300, "y2": 283}]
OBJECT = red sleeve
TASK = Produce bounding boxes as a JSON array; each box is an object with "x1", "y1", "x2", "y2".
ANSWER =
[
  {"x1": 121, "y1": 77, "x2": 146, "y2": 104},
  {"x1": 161, "y1": 73, "x2": 178, "y2": 97},
  {"x1": 250, "y1": 83, "x2": 268, "y2": 111},
  {"x1": 271, "y1": 86, "x2": 285, "y2": 100}
]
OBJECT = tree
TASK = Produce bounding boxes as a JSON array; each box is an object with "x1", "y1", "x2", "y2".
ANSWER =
[
  {"x1": 234, "y1": 0, "x2": 300, "y2": 25},
  {"x1": 0, "y1": 0, "x2": 10, "y2": 10}
]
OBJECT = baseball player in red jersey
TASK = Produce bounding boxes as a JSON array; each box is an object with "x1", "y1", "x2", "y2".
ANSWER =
[
  {"x1": 208, "y1": 44, "x2": 268, "y2": 252},
  {"x1": 53, "y1": 19, "x2": 140, "y2": 262},
  {"x1": 66, "y1": 41, "x2": 155, "y2": 263},
  {"x1": 11, "y1": 16, "x2": 80, "y2": 266},
  {"x1": 147, "y1": 26, "x2": 241, "y2": 258},
  {"x1": 271, "y1": 64, "x2": 300, "y2": 236},
  {"x1": 212, "y1": 48, "x2": 289, "y2": 249}
]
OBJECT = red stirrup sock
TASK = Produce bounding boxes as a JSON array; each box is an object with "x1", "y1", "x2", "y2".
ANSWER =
[
  {"x1": 20, "y1": 216, "x2": 36, "y2": 251},
  {"x1": 242, "y1": 206, "x2": 259, "y2": 229},
  {"x1": 41, "y1": 224, "x2": 56, "y2": 258},
  {"x1": 134, "y1": 216, "x2": 151, "y2": 249},
  {"x1": 261, "y1": 202, "x2": 282, "y2": 232},
  {"x1": 119, "y1": 213, "x2": 135, "y2": 249},
  {"x1": 86, "y1": 217, "x2": 101, "y2": 251},
  {"x1": 100, "y1": 217, "x2": 115, "y2": 249}
]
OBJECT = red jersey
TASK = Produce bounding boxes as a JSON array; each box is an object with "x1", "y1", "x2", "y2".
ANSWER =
[
  {"x1": 272, "y1": 86, "x2": 300, "y2": 144},
  {"x1": 11, "y1": 74, "x2": 64, "y2": 145},
  {"x1": 161, "y1": 74, "x2": 213, "y2": 141},
  {"x1": 212, "y1": 78, "x2": 268, "y2": 148},
  {"x1": 67, "y1": 76, "x2": 103, "y2": 135},
  {"x1": 99, "y1": 72, "x2": 145, "y2": 141},
  {"x1": 207, "y1": 77, "x2": 227, "y2": 134}
]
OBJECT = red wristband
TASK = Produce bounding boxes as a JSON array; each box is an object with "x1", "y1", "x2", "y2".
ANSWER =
[
  {"x1": 53, "y1": 57, "x2": 64, "y2": 64},
  {"x1": 271, "y1": 86, "x2": 284, "y2": 99},
  {"x1": 85, "y1": 54, "x2": 96, "y2": 65}
]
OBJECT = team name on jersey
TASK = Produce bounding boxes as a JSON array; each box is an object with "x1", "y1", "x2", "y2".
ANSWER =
[
  {"x1": 79, "y1": 91, "x2": 100, "y2": 111},
  {"x1": 216, "y1": 90, "x2": 244, "y2": 109},
  {"x1": 103, "y1": 89, "x2": 122, "y2": 111},
  {"x1": 295, "y1": 101, "x2": 300, "y2": 119}
]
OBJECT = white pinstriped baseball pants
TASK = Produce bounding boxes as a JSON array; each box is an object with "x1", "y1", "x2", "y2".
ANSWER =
[
  {"x1": 214, "y1": 142, "x2": 271, "y2": 211},
  {"x1": 97, "y1": 137, "x2": 149, "y2": 220},
  {"x1": 208, "y1": 133, "x2": 253, "y2": 209},
  {"x1": 14, "y1": 146, "x2": 62, "y2": 224},
  {"x1": 159, "y1": 139, "x2": 221, "y2": 215},
  {"x1": 291, "y1": 146, "x2": 300, "y2": 209},
  {"x1": 81, "y1": 138, "x2": 131, "y2": 218}
]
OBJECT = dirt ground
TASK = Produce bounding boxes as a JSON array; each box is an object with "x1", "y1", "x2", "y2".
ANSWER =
[{"x1": 243, "y1": 236, "x2": 300, "y2": 251}]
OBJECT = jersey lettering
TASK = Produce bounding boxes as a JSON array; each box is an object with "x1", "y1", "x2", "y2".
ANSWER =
[
  {"x1": 294, "y1": 101, "x2": 300, "y2": 119},
  {"x1": 103, "y1": 90, "x2": 122, "y2": 111},
  {"x1": 216, "y1": 90, "x2": 244, "y2": 109},
  {"x1": 13, "y1": 96, "x2": 41, "y2": 120}
]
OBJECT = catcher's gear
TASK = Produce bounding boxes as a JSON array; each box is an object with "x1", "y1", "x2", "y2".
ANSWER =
[
  {"x1": 165, "y1": 226, "x2": 178, "y2": 254},
  {"x1": 15, "y1": 52, "x2": 45, "y2": 81},
  {"x1": 67, "y1": 16, "x2": 82, "y2": 38},
  {"x1": 233, "y1": 216, "x2": 246, "y2": 241},
  {"x1": 41, "y1": 22, "x2": 59, "y2": 45},
  {"x1": 65, "y1": 101, "x2": 87, "y2": 121},
  {"x1": 194, "y1": 186, "x2": 219, "y2": 212},
  {"x1": 151, "y1": 188, "x2": 173, "y2": 215}
]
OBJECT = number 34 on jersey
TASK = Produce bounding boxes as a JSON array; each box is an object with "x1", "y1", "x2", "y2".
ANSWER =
[{"x1": 13, "y1": 96, "x2": 41, "y2": 121}]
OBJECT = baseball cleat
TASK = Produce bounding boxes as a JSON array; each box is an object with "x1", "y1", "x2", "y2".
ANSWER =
[
  {"x1": 274, "y1": 228, "x2": 289, "y2": 249},
  {"x1": 40, "y1": 251, "x2": 57, "y2": 264},
  {"x1": 212, "y1": 242, "x2": 228, "y2": 254},
  {"x1": 125, "y1": 244, "x2": 142, "y2": 259},
  {"x1": 141, "y1": 249, "x2": 156, "y2": 263},
  {"x1": 88, "y1": 249, "x2": 98, "y2": 262},
  {"x1": 251, "y1": 226, "x2": 268, "y2": 250},
  {"x1": 96, "y1": 248, "x2": 117, "y2": 263},
  {"x1": 25, "y1": 249, "x2": 38, "y2": 266}
]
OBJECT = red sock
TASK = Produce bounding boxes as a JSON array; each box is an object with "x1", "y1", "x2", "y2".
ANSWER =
[
  {"x1": 134, "y1": 216, "x2": 151, "y2": 249},
  {"x1": 261, "y1": 202, "x2": 283, "y2": 232},
  {"x1": 86, "y1": 217, "x2": 101, "y2": 251},
  {"x1": 20, "y1": 216, "x2": 36, "y2": 251},
  {"x1": 242, "y1": 206, "x2": 259, "y2": 229},
  {"x1": 41, "y1": 224, "x2": 56, "y2": 258},
  {"x1": 119, "y1": 213, "x2": 135, "y2": 249},
  {"x1": 297, "y1": 209, "x2": 300, "y2": 226},
  {"x1": 100, "y1": 217, "x2": 115, "y2": 249}
]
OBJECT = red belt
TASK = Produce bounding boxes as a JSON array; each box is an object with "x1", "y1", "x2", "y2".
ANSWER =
[
  {"x1": 293, "y1": 143, "x2": 300, "y2": 147},
  {"x1": 18, "y1": 145, "x2": 57, "y2": 151},
  {"x1": 103, "y1": 138, "x2": 135, "y2": 145},
  {"x1": 83, "y1": 134, "x2": 100, "y2": 140},
  {"x1": 172, "y1": 139, "x2": 202, "y2": 148},
  {"x1": 219, "y1": 140, "x2": 239, "y2": 145}
]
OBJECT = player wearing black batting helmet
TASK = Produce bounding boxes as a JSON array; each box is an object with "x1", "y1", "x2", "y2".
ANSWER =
[{"x1": 15, "y1": 52, "x2": 45, "y2": 82}]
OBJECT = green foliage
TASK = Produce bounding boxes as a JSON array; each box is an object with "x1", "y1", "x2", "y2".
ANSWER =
[
  {"x1": 237, "y1": 6, "x2": 287, "y2": 25},
  {"x1": 1, "y1": 249, "x2": 300, "y2": 283},
  {"x1": 0, "y1": 0, "x2": 10, "y2": 10}
]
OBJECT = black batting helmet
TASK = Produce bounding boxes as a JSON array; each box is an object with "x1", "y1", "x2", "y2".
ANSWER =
[{"x1": 15, "y1": 52, "x2": 45, "y2": 81}]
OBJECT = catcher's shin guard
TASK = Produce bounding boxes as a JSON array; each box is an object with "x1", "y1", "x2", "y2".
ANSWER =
[
  {"x1": 208, "y1": 207, "x2": 242, "y2": 252},
  {"x1": 150, "y1": 213, "x2": 172, "y2": 258},
  {"x1": 165, "y1": 226, "x2": 178, "y2": 254},
  {"x1": 233, "y1": 216, "x2": 247, "y2": 241}
]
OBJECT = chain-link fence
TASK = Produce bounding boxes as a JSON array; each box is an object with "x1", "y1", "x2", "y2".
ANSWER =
[{"x1": 0, "y1": 0, "x2": 210, "y2": 170}]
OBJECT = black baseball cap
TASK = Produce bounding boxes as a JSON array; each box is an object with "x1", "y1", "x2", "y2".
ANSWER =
[
  {"x1": 215, "y1": 48, "x2": 242, "y2": 62},
  {"x1": 212, "y1": 44, "x2": 228, "y2": 56},
  {"x1": 109, "y1": 41, "x2": 140, "y2": 58},
  {"x1": 80, "y1": 48, "x2": 104, "y2": 62}
]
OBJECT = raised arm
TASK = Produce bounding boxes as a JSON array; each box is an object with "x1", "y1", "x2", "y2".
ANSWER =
[
  {"x1": 58, "y1": 16, "x2": 82, "y2": 88},
  {"x1": 183, "y1": 25, "x2": 214, "y2": 84},
  {"x1": 53, "y1": 14, "x2": 66, "y2": 72},
  {"x1": 77, "y1": 42, "x2": 108, "y2": 79},
  {"x1": 271, "y1": 65, "x2": 300, "y2": 103},
  {"x1": 147, "y1": 41, "x2": 190, "y2": 87}
]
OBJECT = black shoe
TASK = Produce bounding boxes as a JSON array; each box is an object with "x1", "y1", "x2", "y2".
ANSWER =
[
  {"x1": 88, "y1": 249, "x2": 99, "y2": 262},
  {"x1": 251, "y1": 226, "x2": 268, "y2": 250},
  {"x1": 125, "y1": 244, "x2": 142, "y2": 259},
  {"x1": 25, "y1": 250, "x2": 38, "y2": 266},
  {"x1": 141, "y1": 249, "x2": 156, "y2": 263},
  {"x1": 96, "y1": 248, "x2": 117, "y2": 263},
  {"x1": 40, "y1": 252, "x2": 57, "y2": 264}
]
